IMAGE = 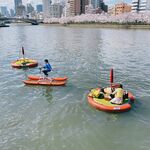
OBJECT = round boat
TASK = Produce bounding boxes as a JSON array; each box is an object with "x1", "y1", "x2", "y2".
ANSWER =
[
  {"x1": 11, "y1": 58, "x2": 38, "y2": 68},
  {"x1": 87, "y1": 88, "x2": 135, "y2": 113}
]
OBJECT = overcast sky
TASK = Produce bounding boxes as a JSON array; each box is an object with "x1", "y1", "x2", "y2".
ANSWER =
[{"x1": 0, "y1": 0, "x2": 42, "y2": 9}]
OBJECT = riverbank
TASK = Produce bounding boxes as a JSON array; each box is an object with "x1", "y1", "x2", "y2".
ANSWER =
[
  {"x1": 43, "y1": 12, "x2": 150, "y2": 29},
  {"x1": 64, "y1": 23, "x2": 150, "y2": 29},
  {"x1": 42, "y1": 23, "x2": 150, "y2": 29}
]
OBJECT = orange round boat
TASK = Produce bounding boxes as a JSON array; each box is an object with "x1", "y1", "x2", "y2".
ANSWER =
[
  {"x1": 11, "y1": 58, "x2": 38, "y2": 68},
  {"x1": 27, "y1": 75, "x2": 68, "y2": 81},
  {"x1": 87, "y1": 88, "x2": 135, "y2": 113},
  {"x1": 23, "y1": 79, "x2": 66, "y2": 86}
]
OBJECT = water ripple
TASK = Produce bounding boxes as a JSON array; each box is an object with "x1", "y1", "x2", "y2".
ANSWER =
[{"x1": 0, "y1": 25, "x2": 150, "y2": 150}]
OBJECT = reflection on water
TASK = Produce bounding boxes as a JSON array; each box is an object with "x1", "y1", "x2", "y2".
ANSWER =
[
  {"x1": 0, "y1": 24, "x2": 150, "y2": 150},
  {"x1": 43, "y1": 87, "x2": 53, "y2": 103}
]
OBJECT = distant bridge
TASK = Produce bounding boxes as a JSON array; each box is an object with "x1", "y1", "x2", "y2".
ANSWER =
[{"x1": 0, "y1": 17, "x2": 43, "y2": 25}]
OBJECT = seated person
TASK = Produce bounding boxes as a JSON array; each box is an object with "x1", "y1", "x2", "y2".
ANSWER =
[
  {"x1": 89, "y1": 88, "x2": 104, "y2": 99},
  {"x1": 110, "y1": 84, "x2": 124, "y2": 105},
  {"x1": 101, "y1": 87, "x2": 115, "y2": 100}
]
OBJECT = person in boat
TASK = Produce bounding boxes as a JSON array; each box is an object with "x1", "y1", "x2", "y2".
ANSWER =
[
  {"x1": 89, "y1": 88, "x2": 104, "y2": 99},
  {"x1": 100, "y1": 87, "x2": 115, "y2": 100},
  {"x1": 110, "y1": 84, "x2": 124, "y2": 105},
  {"x1": 89, "y1": 88, "x2": 112, "y2": 99},
  {"x1": 41, "y1": 59, "x2": 52, "y2": 77}
]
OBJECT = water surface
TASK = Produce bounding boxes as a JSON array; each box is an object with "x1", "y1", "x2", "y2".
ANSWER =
[{"x1": 0, "y1": 24, "x2": 150, "y2": 150}]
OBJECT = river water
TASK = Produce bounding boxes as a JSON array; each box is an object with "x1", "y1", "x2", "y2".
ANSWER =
[{"x1": 0, "y1": 24, "x2": 150, "y2": 150}]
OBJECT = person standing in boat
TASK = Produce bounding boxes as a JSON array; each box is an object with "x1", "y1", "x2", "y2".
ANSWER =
[
  {"x1": 110, "y1": 84, "x2": 124, "y2": 104},
  {"x1": 41, "y1": 59, "x2": 52, "y2": 77}
]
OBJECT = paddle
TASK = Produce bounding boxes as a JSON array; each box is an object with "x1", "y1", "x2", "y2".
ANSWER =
[
  {"x1": 110, "y1": 68, "x2": 114, "y2": 87},
  {"x1": 22, "y1": 46, "x2": 25, "y2": 58},
  {"x1": 21, "y1": 46, "x2": 28, "y2": 67}
]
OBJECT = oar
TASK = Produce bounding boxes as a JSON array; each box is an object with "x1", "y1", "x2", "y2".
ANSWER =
[
  {"x1": 21, "y1": 46, "x2": 27, "y2": 67},
  {"x1": 22, "y1": 46, "x2": 25, "y2": 59},
  {"x1": 110, "y1": 68, "x2": 114, "y2": 87}
]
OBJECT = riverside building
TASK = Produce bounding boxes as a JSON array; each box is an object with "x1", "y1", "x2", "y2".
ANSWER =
[
  {"x1": 16, "y1": 5, "x2": 26, "y2": 17},
  {"x1": 49, "y1": 3, "x2": 63, "y2": 18},
  {"x1": 132, "y1": 0, "x2": 150, "y2": 12},
  {"x1": 68, "y1": 0, "x2": 81, "y2": 16},
  {"x1": 14, "y1": 0, "x2": 22, "y2": 14},
  {"x1": 114, "y1": 3, "x2": 131, "y2": 15},
  {"x1": 43, "y1": 0, "x2": 52, "y2": 17}
]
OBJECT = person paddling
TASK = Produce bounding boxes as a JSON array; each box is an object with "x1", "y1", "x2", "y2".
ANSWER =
[{"x1": 41, "y1": 59, "x2": 52, "y2": 78}]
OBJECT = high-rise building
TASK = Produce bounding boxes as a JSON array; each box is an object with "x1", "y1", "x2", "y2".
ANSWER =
[
  {"x1": 132, "y1": 0, "x2": 150, "y2": 12},
  {"x1": 68, "y1": 0, "x2": 80, "y2": 16},
  {"x1": 27, "y1": 3, "x2": 34, "y2": 14},
  {"x1": 0, "y1": 6, "x2": 9, "y2": 17},
  {"x1": 100, "y1": 1, "x2": 108, "y2": 12},
  {"x1": 85, "y1": 4, "x2": 95, "y2": 14},
  {"x1": 80, "y1": 0, "x2": 89, "y2": 14},
  {"x1": 16, "y1": 5, "x2": 26, "y2": 16},
  {"x1": 10, "y1": 9, "x2": 15, "y2": 17},
  {"x1": 49, "y1": 3, "x2": 63, "y2": 18},
  {"x1": 90, "y1": 0, "x2": 107, "y2": 13},
  {"x1": 14, "y1": 0, "x2": 22, "y2": 13},
  {"x1": 36, "y1": 4, "x2": 43, "y2": 12},
  {"x1": 62, "y1": 1, "x2": 70, "y2": 17},
  {"x1": 91, "y1": 0, "x2": 99, "y2": 9},
  {"x1": 42, "y1": 0, "x2": 52, "y2": 17}
]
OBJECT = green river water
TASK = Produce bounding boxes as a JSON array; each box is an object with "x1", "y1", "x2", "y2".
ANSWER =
[{"x1": 0, "y1": 24, "x2": 150, "y2": 150}]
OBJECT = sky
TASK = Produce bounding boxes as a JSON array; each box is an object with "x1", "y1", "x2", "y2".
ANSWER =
[
  {"x1": 0, "y1": 0, "x2": 132, "y2": 9},
  {"x1": 0, "y1": 0, "x2": 42, "y2": 9}
]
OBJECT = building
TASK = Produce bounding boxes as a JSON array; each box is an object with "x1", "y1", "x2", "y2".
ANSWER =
[
  {"x1": 10, "y1": 9, "x2": 15, "y2": 17},
  {"x1": 0, "y1": 6, "x2": 9, "y2": 17},
  {"x1": 16, "y1": 5, "x2": 26, "y2": 16},
  {"x1": 80, "y1": 0, "x2": 89, "y2": 14},
  {"x1": 101, "y1": 1, "x2": 108, "y2": 12},
  {"x1": 85, "y1": 4, "x2": 95, "y2": 14},
  {"x1": 132, "y1": 0, "x2": 139, "y2": 12},
  {"x1": 108, "y1": 6, "x2": 115, "y2": 15},
  {"x1": 27, "y1": 3, "x2": 34, "y2": 14},
  {"x1": 14, "y1": 0, "x2": 22, "y2": 13},
  {"x1": 113, "y1": 3, "x2": 131, "y2": 15},
  {"x1": 42, "y1": 0, "x2": 52, "y2": 18},
  {"x1": 62, "y1": 1, "x2": 70, "y2": 17},
  {"x1": 49, "y1": 3, "x2": 63, "y2": 18},
  {"x1": 90, "y1": 0, "x2": 108, "y2": 13},
  {"x1": 36, "y1": 4, "x2": 43, "y2": 12},
  {"x1": 132, "y1": 0, "x2": 150, "y2": 12},
  {"x1": 91, "y1": 0, "x2": 102, "y2": 9},
  {"x1": 68, "y1": 0, "x2": 81, "y2": 16}
]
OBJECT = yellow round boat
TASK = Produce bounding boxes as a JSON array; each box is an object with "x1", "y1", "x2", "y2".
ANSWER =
[{"x1": 11, "y1": 58, "x2": 38, "y2": 68}]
